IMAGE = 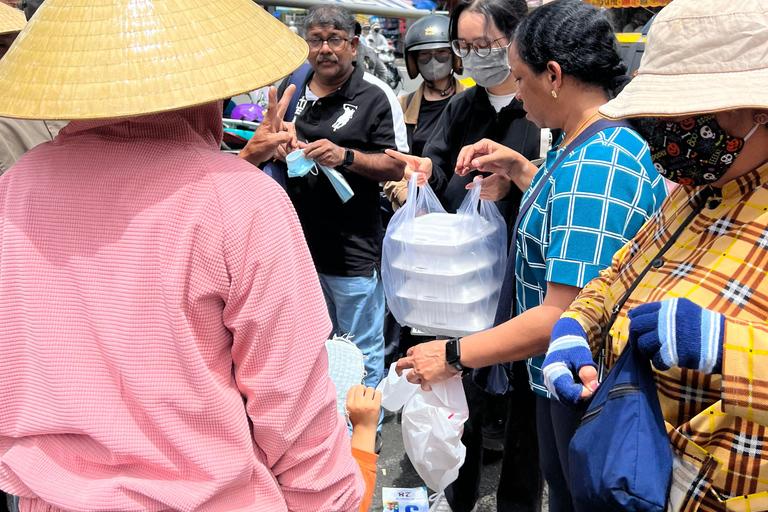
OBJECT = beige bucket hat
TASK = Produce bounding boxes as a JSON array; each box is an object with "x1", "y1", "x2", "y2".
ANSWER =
[
  {"x1": 0, "y1": 0, "x2": 308, "y2": 120},
  {"x1": 0, "y1": 2, "x2": 26, "y2": 36},
  {"x1": 600, "y1": 0, "x2": 768, "y2": 119}
]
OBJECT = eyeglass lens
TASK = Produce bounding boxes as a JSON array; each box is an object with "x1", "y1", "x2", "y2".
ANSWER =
[
  {"x1": 306, "y1": 37, "x2": 348, "y2": 50},
  {"x1": 417, "y1": 49, "x2": 452, "y2": 64}
]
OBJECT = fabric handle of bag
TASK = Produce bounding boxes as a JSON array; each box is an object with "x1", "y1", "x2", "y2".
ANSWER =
[
  {"x1": 493, "y1": 118, "x2": 632, "y2": 327},
  {"x1": 595, "y1": 186, "x2": 715, "y2": 380}
]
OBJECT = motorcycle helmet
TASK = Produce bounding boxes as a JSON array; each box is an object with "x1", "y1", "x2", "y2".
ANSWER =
[{"x1": 404, "y1": 14, "x2": 462, "y2": 80}]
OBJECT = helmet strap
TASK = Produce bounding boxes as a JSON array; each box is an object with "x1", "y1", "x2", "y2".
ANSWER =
[{"x1": 425, "y1": 74, "x2": 455, "y2": 97}]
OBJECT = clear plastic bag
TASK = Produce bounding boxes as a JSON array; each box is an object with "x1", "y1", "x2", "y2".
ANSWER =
[
  {"x1": 378, "y1": 363, "x2": 469, "y2": 492},
  {"x1": 382, "y1": 175, "x2": 507, "y2": 337}
]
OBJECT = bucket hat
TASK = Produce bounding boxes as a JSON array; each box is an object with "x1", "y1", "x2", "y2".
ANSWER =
[
  {"x1": 0, "y1": 0, "x2": 308, "y2": 120},
  {"x1": 600, "y1": 0, "x2": 768, "y2": 119},
  {"x1": 325, "y1": 335, "x2": 365, "y2": 417},
  {"x1": 0, "y1": 2, "x2": 25, "y2": 36}
]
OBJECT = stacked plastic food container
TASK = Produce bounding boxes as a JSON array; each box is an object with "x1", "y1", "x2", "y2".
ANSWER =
[{"x1": 382, "y1": 176, "x2": 507, "y2": 338}]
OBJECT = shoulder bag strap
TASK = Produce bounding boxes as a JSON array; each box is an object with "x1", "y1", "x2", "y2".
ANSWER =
[
  {"x1": 493, "y1": 118, "x2": 632, "y2": 326},
  {"x1": 284, "y1": 62, "x2": 312, "y2": 122},
  {"x1": 594, "y1": 186, "x2": 715, "y2": 380}
]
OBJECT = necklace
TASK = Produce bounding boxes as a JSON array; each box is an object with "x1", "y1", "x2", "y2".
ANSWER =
[
  {"x1": 561, "y1": 111, "x2": 601, "y2": 149},
  {"x1": 425, "y1": 78, "x2": 454, "y2": 97}
]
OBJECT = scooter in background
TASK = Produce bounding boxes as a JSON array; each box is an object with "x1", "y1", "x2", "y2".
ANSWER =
[{"x1": 375, "y1": 44, "x2": 403, "y2": 92}]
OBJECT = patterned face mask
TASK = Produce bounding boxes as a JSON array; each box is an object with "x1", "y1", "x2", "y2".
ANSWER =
[{"x1": 647, "y1": 114, "x2": 760, "y2": 187}]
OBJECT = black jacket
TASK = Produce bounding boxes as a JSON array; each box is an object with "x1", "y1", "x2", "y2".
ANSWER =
[{"x1": 423, "y1": 86, "x2": 542, "y2": 229}]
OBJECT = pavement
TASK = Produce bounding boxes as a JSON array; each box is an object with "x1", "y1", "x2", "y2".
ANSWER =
[{"x1": 371, "y1": 409, "x2": 507, "y2": 512}]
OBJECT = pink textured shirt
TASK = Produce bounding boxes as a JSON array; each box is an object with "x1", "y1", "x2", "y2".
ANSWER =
[{"x1": 0, "y1": 103, "x2": 363, "y2": 512}]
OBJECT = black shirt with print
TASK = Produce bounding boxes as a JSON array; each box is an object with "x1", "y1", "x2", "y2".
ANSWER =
[{"x1": 279, "y1": 64, "x2": 409, "y2": 277}]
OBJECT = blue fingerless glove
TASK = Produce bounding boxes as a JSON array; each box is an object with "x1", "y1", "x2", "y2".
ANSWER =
[
  {"x1": 542, "y1": 318, "x2": 597, "y2": 405},
  {"x1": 628, "y1": 298, "x2": 725, "y2": 374}
]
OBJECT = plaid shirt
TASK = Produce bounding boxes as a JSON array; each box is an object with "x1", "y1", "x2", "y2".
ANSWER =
[
  {"x1": 517, "y1": 127, "x2": 667, "y2": 396},
  {"x1": 564, "y1": 163, "x2": 768, "y2": 511}
]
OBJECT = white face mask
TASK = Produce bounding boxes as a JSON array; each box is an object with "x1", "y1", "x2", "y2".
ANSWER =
[
  {"x1": 418, "y1": 58, "x2": 453, "y2": 82},
  {"x1": 462, "y1": 45, "x2": 511, "y2": 88}
]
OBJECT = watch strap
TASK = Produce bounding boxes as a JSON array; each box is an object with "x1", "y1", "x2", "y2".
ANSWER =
[{"x1": 446, "y1": 337, "x2": 466, "y2": 372}]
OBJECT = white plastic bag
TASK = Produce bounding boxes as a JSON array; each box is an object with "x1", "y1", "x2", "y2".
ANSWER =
[
  {"x1": 378, "y1": 363, "x2": 469, "y2": 492},
  {"x1": 382, "y1": 175, "x2": 507, "y2": 338}
]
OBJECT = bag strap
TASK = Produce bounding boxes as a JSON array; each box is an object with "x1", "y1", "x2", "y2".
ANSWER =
[
  {"x1": 284, "y1": 62, "x2": 313, "y2": 122},
  {"x1": 493, "y1": 118, "x2": 632, "y2": 326},
  {"x1": 405, "y1": 91, "x2": 417, "y2": 110},
  {"x1": 595, "y1": 186, "x2": 715, "y2": 380}
]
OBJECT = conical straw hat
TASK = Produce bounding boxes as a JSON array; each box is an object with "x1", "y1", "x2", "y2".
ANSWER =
[
  {"x1": 0, "y1": 0, "x2": 309, "y2": 120},
  {"x1": 0, "y1": 3, "x2": 26, "y2": 36}
]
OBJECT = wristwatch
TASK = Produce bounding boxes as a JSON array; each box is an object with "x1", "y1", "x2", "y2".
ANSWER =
[
  {"x1": 343, "y1": 148, "x2": 355, "y2": 168},
  {"x1": 445, "y1": 338, "x2": 467, "y2": 372}
]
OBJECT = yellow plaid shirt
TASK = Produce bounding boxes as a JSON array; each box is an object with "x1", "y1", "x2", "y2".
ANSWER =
[{"x1": 565, "y1": 163, "x2": 768, "y2": 512}]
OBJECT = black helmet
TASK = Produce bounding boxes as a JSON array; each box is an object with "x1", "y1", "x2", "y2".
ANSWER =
[{"x1": 404, "y1": 14, "x2": 462, "y2": 80}]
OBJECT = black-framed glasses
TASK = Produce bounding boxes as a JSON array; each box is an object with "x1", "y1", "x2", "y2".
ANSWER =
[
  {"x1": 305, "y1": 37, "x2": 350, "y2": 51},
  {"x1": 451, "y1": 37, "x2": 509, "y2": 58},
  {"x1": 417, "y1": 48, "x2": 453, "y2": 64}
]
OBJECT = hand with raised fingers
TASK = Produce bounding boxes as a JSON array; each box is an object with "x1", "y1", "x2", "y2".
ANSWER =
[
  {"x1": 628, "y1": 298, "x2": 725, "y2": 374},
  {"x1": 239, "y1": 85, "x2": 298, "y2": 166},
  {"x1": 542, "y1": 318, "x2": 599, "y2": 405},
  {"x1": 455, "y1": 138, "x2": 523, "y2": 178},
  {"x1": 394, "y1": 339, "x2": 458, "y2": 391},
  {"x1": 385, "y1": 149, "x2": 432, "y2": 186}
]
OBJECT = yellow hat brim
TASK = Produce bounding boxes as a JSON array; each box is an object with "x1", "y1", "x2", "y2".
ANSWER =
[
  {"x1": 0, "y1": 2, "x2": 26, "y2": 36},
  {"x1": 0, "y1": 0, "x2": 309, "y2": 120}
]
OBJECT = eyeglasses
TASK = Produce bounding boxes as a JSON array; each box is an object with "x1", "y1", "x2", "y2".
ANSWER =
[
  {"x1": 305, "y1": 37, "x2": 350, "y2": 51},
  {"x1": 417, "y1": 49, "x2": 452, "y2": 64},
  {"x1": 451, "y1": 37, "x2": 510, "y2": 58}
]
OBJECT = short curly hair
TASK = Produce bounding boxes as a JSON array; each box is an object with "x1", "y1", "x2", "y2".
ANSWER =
[{"x1": 303, "y1": 4, "x2": 355, "y2": 37}]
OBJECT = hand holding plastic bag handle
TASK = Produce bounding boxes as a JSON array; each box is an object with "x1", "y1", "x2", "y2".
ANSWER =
[
  {"x1": 386, "y1": 149, "x2": 432, "y2": 186},
  {"x1": 378, "y1": 363, "x2": 468, "y2": 492}
]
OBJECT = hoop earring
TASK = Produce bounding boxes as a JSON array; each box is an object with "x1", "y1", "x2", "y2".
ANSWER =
[
  {"x1": 551, "y1": 90, "x2": 558, "y2": 99},
  {"x1": 755, "y1": 112, "x2": 768, "y2": 125}
]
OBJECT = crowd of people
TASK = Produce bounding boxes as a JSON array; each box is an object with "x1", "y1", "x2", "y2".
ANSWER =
[{"x1": 0, "y1": 0, "x2": 766, "y2": 511}]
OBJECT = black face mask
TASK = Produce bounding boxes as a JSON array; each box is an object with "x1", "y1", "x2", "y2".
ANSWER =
[{"x1": 645, "y1": 114, "x2": 758, "y2": 187}]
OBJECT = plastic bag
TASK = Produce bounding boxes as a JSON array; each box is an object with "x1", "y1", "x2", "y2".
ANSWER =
[
  {"x1": 378, "y1": 363, "x2": 469, "y2": 492},
  {"x1": 382, "y1": 175, "x2": 507, "y2": 338}
]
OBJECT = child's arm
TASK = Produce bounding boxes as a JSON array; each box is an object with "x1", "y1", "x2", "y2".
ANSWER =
[
  {"x1": 347, "y1": 385, "x2": 382, "y2": 512},
  {"x1": 347, "y1": 385, "x2": 381, "y2": 453}
]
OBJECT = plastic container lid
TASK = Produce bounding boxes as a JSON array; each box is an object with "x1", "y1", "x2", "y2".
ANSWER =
[
  {"x1": 395, "y1": 279, "x2": 501, "y2": 304},
  {"x1": 390, "y1": 250, "x2": 498, "y2": 278},
  {"x1": 389, "y1": 212, "x2": 498, "y2": 247}
]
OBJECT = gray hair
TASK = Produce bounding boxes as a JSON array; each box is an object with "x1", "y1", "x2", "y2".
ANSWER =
[{"x1": 303, "y1": 5, "x2": 356, "y2": 37}]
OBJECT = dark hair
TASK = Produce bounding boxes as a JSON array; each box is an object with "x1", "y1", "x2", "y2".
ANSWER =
[
  {"x1": 449, "y1": 0, "x2": 528, "y2": 43},
  {"x1": 354, "y1": 21, "x2": 362, "y2": 36},
  {"x1": 514, "y1": 0, "x2": 629, "y2": 99},
  {"x1": 303, "y1": 5, "x2": 356, "y2": 37}
]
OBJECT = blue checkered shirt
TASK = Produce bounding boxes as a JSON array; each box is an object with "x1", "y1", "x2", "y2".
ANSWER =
[{"x1": 516, "y1": 127, "x2": 668, "y2": 397}]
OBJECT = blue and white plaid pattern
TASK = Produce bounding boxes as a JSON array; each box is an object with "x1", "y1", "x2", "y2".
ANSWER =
[{"x1": 516, "y1": 127, "x2": 668, "y2": 397}]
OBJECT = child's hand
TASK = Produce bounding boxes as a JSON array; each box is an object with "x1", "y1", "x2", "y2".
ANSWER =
[{"x1": 347, "y1": 385, "x2": 382, "y2": 430}]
